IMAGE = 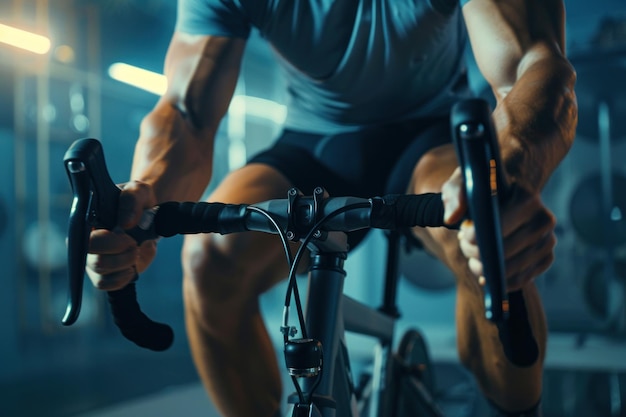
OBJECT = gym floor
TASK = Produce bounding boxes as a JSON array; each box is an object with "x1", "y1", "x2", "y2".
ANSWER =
[{"x1": 4, "y1": 321, "x2": 625, "y2": 417}]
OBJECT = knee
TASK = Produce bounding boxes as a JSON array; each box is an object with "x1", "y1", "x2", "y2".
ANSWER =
[
  {"x1": 181, "y1": 233, "x2": 252, "y2": 307},
  {"x1": 410, "y1": 144, "x2": 458, "y2": 195}
]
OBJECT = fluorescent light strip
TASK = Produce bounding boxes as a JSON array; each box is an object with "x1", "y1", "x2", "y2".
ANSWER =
[
  {"x1": 108, "y1": 62, "x2": 168, "y2": 96},
  {"x1": 0, "y1": 23, "x2": 51, "y2": 54},
  {"x1": 108, "y1": 62, "x2": 286, "y2": 124},
  {"x1": 230, "y1": 95, "x2": 287, "y2": 125}
]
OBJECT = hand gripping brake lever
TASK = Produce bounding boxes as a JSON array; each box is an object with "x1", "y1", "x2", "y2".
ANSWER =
[
  {"x1": 62, "y1": 138, "x2": 174, "y2": 351},
  {"x1": 451, "y1": 98, "x2": 539, "y2": 367}
]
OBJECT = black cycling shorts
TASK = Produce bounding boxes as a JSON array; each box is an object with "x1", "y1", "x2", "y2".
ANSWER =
[
  {"x1": 489, "y1": 400, "x2": 542, "y2": 417},
  {"x1": 247, "y1": 116, "x2": 452, "y2": 249}
]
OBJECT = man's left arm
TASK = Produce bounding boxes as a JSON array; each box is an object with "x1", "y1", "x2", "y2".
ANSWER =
[
  {"x1": 436, "y1": 3, "x2": 577, "y2": 412},
  {"x1": 461, "y1": 0, "x2": 577, "y2": 192}
]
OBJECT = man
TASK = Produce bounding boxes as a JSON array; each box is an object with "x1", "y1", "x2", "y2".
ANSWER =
[{"x1": 87, "y1": 0, "x2": 577, "y2": 416}]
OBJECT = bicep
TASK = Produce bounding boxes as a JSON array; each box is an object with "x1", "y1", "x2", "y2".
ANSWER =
[
  {"x1": 461, "y1": 0, "x2": 566, "y2": 99},
  {"x1": 161, "y1": 32, "x2": 247, "y2": 131}
]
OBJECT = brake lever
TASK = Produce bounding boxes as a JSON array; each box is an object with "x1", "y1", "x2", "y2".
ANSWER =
[
  {"x1": 62, "y1": 138, "x2": 173, "y2": 351},
  {"x1": 451, "y1": 99, "x2": 509, "y2": 322},
  {"x1": 451, "y1": 98, "x2": 538, "y2": 367},
  {"x1": 62, "y1": 138, "x2": 121, "y2": 325}
]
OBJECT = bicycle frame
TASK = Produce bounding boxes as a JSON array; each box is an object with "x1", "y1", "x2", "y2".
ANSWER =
[
  {"x1": 285, "y1": 230, "x2": 442, "y2": 417},
  {"x1": 284, "y1": 234, "x2": 385, "y2": 417}
]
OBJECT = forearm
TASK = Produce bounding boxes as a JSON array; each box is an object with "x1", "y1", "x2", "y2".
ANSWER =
[
  {"x1": 130, "y1": 99, "x2": 215, "y2": 202},
  {"x1": 493, "y1": 52, "x2": 577, "y2": 192},
  {"x1": 126, "y1": 34, "x2": 244, "y2": 203}
]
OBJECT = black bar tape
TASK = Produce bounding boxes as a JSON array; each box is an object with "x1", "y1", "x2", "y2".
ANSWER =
[
  {"x1": 154, "y1": 202, "x2": 248, "y2": 237},
  {"x1": 395, "y1": 193, "x2": 446, "y2": 228},
  {"x1": 371, "y1": 193, "x2": 452, "y2": 229},
  {"x1": 107, "y1": 283, "x2": 174, "y2": 351}
]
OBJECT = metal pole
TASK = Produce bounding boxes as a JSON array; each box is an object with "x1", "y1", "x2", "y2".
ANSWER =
[
  {"x1": 597, "y1": 101, "x2": 619, "y2": 330},
  {"x1": 12, "y1": 0, "x2": 29, "y2": 339},
  {"x1": 86, "y1": 2, "x2": 105, "y2": 327}
]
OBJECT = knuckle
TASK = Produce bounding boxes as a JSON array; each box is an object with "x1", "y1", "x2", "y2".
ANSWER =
[
  {"x1": 87, "y1": 254, "x2": 105, "y2": 274},
  {"x1": 531, "y1": 208, "x2": 556, "y2": 234},
  {"x1": 468, "y1": 257, "x2": 483, "y2": 276},
  {"x1": 94, "y1": 278, "x2": 112, "y2": 291},
  {"x1": 544, "y1": 252, "x2": 555, "y2": 268},
  {"x1": 537, "y1": 232, "x2": 557, "y2": 255},
  {"x1": 542, "y1": 208, "x2": 557, "y2": 228},
  {"x1": 94, "y1": 271, "x2": 131, "y2": 291},
  {"x1": 90, "y1": 263, "x2": 105, "y2": 275},
  {"x1": 124, "y1": 181, "x2": 153, "y2": 203},
  {"x1": 119, "y1": 190, "x2": 139, "y2": 211},
  {"x1": 86, "y1": 268, "x2": 108, "y2": 290}
]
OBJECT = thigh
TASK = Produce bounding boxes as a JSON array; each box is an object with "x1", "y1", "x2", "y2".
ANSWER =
[
  {"x1": 381, "y1": 117, "x2": 457, "y2": 258},
  {"x1": 183, "y1": 163, "x2": 302, "y2": 296},
  {"x1": 408, "y1": 143, "x2": 463, "y2": 266}
]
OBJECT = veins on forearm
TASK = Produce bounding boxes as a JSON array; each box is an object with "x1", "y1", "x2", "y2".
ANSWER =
[
  {"x1": 131, "y1": 104, "x2": 214, "y2": 202},
  {"x1": 493, "y1": 56, "x2": 577, "y2": 192}
]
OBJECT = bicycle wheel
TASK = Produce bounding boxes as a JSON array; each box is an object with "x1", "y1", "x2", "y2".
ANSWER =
[
  {"x1": 395, "y1": 328, "x2": 444, "y2": 417},
  {"x1": 397, "y1": 328, "x2": 435, "y2": 391}
]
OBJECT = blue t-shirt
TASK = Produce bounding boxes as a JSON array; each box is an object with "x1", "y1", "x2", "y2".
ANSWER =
[{"x1": 176, "y1": 0, "x2": 473, "y2": 133}]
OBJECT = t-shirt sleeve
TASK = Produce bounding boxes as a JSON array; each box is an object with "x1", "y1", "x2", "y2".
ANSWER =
[{"x1": 175, "y1": 0, "x2": 251, "y2": 38}]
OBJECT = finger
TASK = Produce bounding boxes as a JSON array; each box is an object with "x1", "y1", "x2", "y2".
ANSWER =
[
  {"x1": 458, "y1": 234, "x2": 480, "y2": 259},
  {"x1": 459, "y1": 219, "x2": 476, "y2": 242},
  {"x1": 87, "y1": 247, "x2": 138, "y2": 276},
  {"x1": 503, "y1": 209, "x2": 556, "y2": 260},
  {"x1": 507, "y1": 253, "x2": 554, "y2": 291},
  {"x1": 505, "y1": 232, "x2": 556, "y2": 281},
  {"x1": 458, "y1": 219, "x2": 477, "y2": 244},
  {"x1": 89, "y1": 229, "x2": 137, "y2": 254},
  {"x1": 468, "y1": 257, "x2": 483, "y2": 278},
  {"x1": 500, "y1": 191, "x2": 548, "y2": 237},
  {"x1": 136, "y1": 239, "x2": 158, "y2": 274},
  {"x1": 458, "y1": 220, "x2": 479, "y2": 257},
  {"x1": 118, "y1": 181, "x2": 157, "y2": 229},
  {"x1": 87, "y1": 267, "x2": 137, "y2": 291}
]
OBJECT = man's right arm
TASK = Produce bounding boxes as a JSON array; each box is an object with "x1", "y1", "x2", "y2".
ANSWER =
[
  {"x1": 86, "y1": 33, "x2": 246, "y2": 289},
  {"x1": 130, "y1": 32, "x2": 247, "y2": 203}
]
